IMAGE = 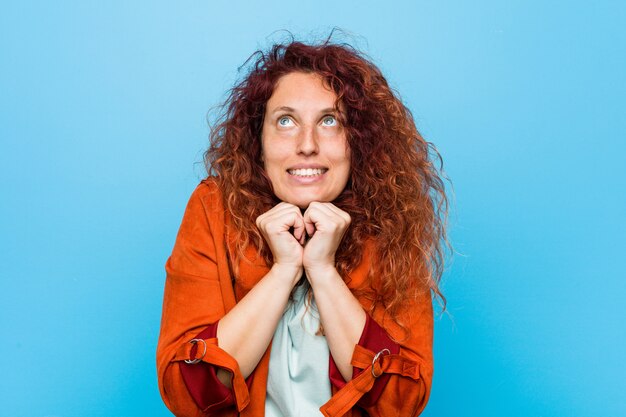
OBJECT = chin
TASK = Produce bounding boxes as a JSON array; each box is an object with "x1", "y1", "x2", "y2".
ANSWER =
[
  {"x1": 288, "y1": 197, "x2": 315, "y2": 209},
  {"x1": 282, "y1": 193, "x2": 330, "y2": 209}
]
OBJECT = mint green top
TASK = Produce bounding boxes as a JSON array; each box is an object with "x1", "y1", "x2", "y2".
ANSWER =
[{"x1": 265, "y1": 282, "x2": 332, "y2": 416}]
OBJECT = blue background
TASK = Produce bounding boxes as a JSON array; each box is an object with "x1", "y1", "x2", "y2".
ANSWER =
[{"x1": 1, "y1": 1, "x2": 624, "y2": 416}]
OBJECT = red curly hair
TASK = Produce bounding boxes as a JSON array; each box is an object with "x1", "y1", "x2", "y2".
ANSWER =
[{"x1": 205, "y1": 37, "x2": 449, "y2": 323}]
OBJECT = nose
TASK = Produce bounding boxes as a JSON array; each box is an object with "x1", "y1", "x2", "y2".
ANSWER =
[{"x1": 296, "y1": 125, "x2": 319, "y2": 156}]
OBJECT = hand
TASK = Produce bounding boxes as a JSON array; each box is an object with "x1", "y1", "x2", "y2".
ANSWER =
[
  {"x1": 256, "y1": 202, "x2": 305, "y2": 278},
  {"x1": 302, "y1": 202, "x2": 351, "y2": 278}
]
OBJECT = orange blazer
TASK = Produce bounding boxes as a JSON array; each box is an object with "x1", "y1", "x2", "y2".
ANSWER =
[{"x1": 157, "y1": 180, "x2": 434, "y2": 416}]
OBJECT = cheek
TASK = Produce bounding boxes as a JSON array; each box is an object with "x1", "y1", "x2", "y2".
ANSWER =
[
  {"x1": 340, "y1": 147, "x2": 352, "y2": 180},
  {"x1": 336, "y1": 143, "x2": 351, "y2": 167},
  {"x1": 262, "y1": 147, "x2": 286, "y2": 175}
]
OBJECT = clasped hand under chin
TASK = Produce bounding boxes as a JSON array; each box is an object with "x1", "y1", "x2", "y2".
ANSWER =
[{"x1": 255, "y1": 201, "x2": 351, "y2": 284}]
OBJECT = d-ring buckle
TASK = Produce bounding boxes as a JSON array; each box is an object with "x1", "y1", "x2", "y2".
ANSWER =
[
  {"x1": 371, "y1": 348, "x2": 390, "y2": 378},
  {"x1": 184, "y1": 338, "x2": 207, "y2": 364}
]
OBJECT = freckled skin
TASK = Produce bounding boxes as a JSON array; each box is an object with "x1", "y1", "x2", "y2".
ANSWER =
[{"x1": 261, "y1": 72, "x2": 351, "y2": 208}]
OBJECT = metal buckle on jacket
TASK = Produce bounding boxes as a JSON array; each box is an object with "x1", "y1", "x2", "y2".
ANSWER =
[
  {"x1": 184, "y1": 338, "x2": 207, "y2": 364},
  {"x1": 371, "y1": 348, "x2": 391, "y2": 378}
]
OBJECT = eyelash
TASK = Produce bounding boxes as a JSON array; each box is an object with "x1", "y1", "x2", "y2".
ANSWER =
[
  {"x1": 277, "y1": 115, "x2": 338, "y2": 126},
  {"x1": 322, "y1": 115, "x2": 337, "y2": 125},
  {"x1": 278, "y1": 116, "x2": 292, "y2": 126}
]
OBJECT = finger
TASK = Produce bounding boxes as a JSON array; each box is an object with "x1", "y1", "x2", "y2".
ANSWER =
[
  {"x1": 304, "y1": 203, "x2": 349, "y2": 235},
  {"x1": 305, "y1": 220, "x2": 316, "y2": 238},
  {"x1": 274, "y1": 209, "x2": 304, "y2": 234},
  {"x1": 292, "y1": 213, "x2": 306, "y2": 244},
  {"x1": 303, "y1": 206, "x2": 318, "y2": 237},
  {"x1": 303, "y1": 202, "x2": 332, "y2": 226},
  {"x1": 302, "y1": 203, "x2": 323, "y2": 235},
  {"x1": 258, "y1": 203, "x2": 302, "y2": 229},
  {"x1": 256, "y1": 203, "x2": 290, "y2": 226},
  {"x1": 266, "y1": 202, "x2": 300, "y2": 219},
  {"x1": 323, "y1": 202, "x2": 352, "y2": 225},
  {"x1": 303, "y1": 212, "x2": 316, "y2": 237}
]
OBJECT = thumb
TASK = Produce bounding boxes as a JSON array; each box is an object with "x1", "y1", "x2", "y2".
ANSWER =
[
  {"x1": 292, "y1": 212, "x2": 306, "y2": 245},
  {"x1": 304, "y1": 213, "x2": 316, "y2": 237}
]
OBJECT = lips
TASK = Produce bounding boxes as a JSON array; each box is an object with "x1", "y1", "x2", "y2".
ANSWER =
[{"x1": 287, "y1": 168, "x2": 328, "y2": 177}]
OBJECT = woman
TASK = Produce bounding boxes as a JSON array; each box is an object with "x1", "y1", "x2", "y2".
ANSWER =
[{"x1": 157, "y1": 37, "x2": 448, "y2": 417}]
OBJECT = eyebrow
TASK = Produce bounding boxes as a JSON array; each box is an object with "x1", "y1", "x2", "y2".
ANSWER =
[{"x1": 270, "y1": 106, "x2": 338, "y2": 115}]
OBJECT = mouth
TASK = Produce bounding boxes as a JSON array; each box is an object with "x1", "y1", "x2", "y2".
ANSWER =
[{"x1": 287, "y1": 168, "x2": 328, "y2": 177}]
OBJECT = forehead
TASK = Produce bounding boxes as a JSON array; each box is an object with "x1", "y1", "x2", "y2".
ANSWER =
[{"x1": 267, "y1": 72, "x2": 338, "y2": 110}]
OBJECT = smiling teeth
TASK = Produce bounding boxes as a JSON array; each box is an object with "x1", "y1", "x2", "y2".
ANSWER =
[{"x1": 288, "y1": 168, "x2": 325, "y2": 177}]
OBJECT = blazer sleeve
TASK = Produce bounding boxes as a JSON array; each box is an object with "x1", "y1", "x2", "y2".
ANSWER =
[
  {"x1": 156, "y1": 183, "x2": 252, "y2": 417},
  {"x1": 321, "y1": 288, "x2": 434, "y2": 417},
  {"x1": 328, "y1": 313, "x2": 400, "y2": 404}
]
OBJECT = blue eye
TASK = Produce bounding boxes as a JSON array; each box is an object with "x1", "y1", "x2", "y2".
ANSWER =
[
  {"x1": 322, "y1": 116, "x2": 337, "y2": 126},
  {"x1": 278, "y1": 116, "x2": 293, "y2": 126}
]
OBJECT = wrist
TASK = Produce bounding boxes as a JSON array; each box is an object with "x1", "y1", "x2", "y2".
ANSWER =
[
  {"x1": 270, "y1": 263, "x2": 303, "y2": 286},
  {"x1": 304, "y1": 264, "x2": 339, "y2": 286}
]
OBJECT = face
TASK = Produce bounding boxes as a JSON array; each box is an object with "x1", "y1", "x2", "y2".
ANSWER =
[{"x1": 261, "y1": 72, "x2": 351, "y2": 208}]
